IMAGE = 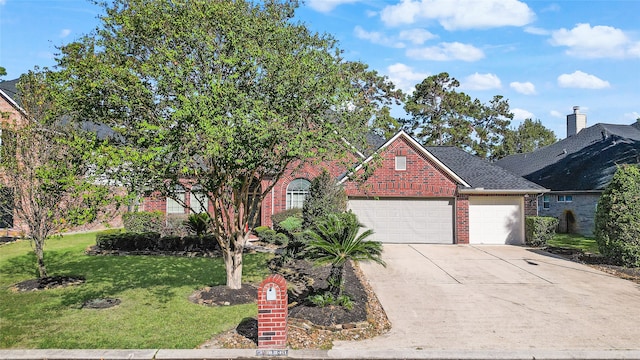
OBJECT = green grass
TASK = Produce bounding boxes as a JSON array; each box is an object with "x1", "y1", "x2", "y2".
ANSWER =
[
  {"x1": 548, "y1": 233, "x2": 600, "y2": 254},
  {"x1": 0, "y1": 232, "x2": 271, "y2": 349}
]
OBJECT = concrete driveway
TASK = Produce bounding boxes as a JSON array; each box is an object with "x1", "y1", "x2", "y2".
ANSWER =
[{"x1": 333, "y1": 244, "x2": 640, "y2": 352}]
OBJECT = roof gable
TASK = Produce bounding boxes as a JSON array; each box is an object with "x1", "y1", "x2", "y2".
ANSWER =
[
  {"x1": 339, "y1": 130, "x2": 469, "y2": 187},
  {"x1": 340, "y1": 130, "x2": 545, "y2": 193}
]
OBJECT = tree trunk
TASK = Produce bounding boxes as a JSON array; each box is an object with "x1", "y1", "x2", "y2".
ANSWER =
[
  {"x1": 33, "y1": 237, "x2": 47, "y2": 278},
  {"x1": 222, "y1": 233, "x2": 246, "y2": 289}
]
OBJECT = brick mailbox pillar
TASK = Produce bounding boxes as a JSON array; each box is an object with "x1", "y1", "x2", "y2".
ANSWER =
[{"x1": 257, "y1": 274, "x2": 288, "y2": 349}]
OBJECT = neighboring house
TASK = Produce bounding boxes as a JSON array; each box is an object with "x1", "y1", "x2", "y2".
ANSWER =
[
  {"x1": 143, "y1": 130, "x2": 546, "y2": 245},
  {"x1": 496, "y1": 107, "x2": 640, "y2": 236},
  {"x1": 0, "y1": 79, "x2": 24, "y2": 235}
]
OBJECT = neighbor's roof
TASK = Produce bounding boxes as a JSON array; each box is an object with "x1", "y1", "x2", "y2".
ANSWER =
[
  {"x1": 496, "y1": 122, "x2": 640, "y2": 191},
  {"x1": 0, "y1": 79, "x2": 23, "y2": 112},
  {"x1": 426, "y1": 146, "x2": 547, "y2": 192}
]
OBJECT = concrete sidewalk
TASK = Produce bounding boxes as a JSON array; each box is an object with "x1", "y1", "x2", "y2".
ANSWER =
[
  {"x1": 2, "y1": 244, "x2": 640, "y2": 360},
  {"x1": 2, "y1": 348, "x2": 640, "y2": 359}
]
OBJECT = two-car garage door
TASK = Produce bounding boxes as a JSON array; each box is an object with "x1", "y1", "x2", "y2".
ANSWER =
[
  {"x1": 348, "y1": 196, "x2": 525, "y2": 245},
  {"x1": 348, "y1": 198, "x2": 454, "y2": 244}
]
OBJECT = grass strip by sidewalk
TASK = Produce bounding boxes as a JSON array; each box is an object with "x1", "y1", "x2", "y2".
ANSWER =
[{"x1": 0, "y1": 232, "x2": 271, "y2": 349}]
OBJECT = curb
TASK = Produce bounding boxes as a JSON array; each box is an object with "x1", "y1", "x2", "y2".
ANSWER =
[{"x1": 2, "y1": 349, "x2": 640, "y2": 360}]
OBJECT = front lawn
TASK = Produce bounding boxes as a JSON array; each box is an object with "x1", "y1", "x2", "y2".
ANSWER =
[
  {"x1": 547, "y1": 233, "x2": 599, "y2": 254},
  {"x1": 0, "y1": 232, "x2": 271, "y2": 348}
]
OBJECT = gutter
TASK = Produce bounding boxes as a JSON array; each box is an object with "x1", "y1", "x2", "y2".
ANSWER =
[{"x1": 458, "y1": 188, "x2": 550, "y2": 195}]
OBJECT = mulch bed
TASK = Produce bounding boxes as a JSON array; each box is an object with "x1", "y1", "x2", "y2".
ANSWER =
[
  {"x1": 196, "y1": 258, "x2": 390, "y2": 349},
  {"x1": 11, "y1": 276, "x2": 85, "y2": 292}
]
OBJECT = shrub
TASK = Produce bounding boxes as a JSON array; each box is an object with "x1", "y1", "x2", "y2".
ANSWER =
[
  {"x1": 302, "y1": 170, "x2": 347, "y2": 229},
  {"x1": 595, "y1": 165, "x2": 640, "y2": 267},
  {"x1": 255, "y1": 227, "x2": 278, "y2": 244},
  {"x1": 308, "y1": 292, "x2": 354, "y2": 311},
  {"x1": 277, "y1": 216, "x2": 303, "y2": 234},
  {"x1": 525, "y1": 216, "x2": 559, "y2": 247},
  {"x1": 122, "y1": 211, "x2": 164, "y2": 233},
  {"x1": 96, "y1": 232, "x2": 161, "y2": 251},
  {"x1": 164, "y1": 214, "x2": 189, "y2": 237},
  {"x1": 271, "y1": 208, "x2": 301, "y2": 229},
  {"x1": 183, "y1": 213, "x2": 211, "y2": 236}
]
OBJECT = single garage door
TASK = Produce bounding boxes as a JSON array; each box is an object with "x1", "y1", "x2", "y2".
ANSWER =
[
  {"x1": 469, "y1": 196, "x2": 524, "y2": 245},
  {"x1": 348, "y1": 198, "x2": 454, "y2": 244}
]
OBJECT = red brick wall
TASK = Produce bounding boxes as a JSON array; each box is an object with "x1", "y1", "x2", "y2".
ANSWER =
[
  {"x1": 524, "y1": 195, "x2": 538, "y2": 216},
  {"x1": 456, "y1": 195, "x2": 470, "y2": 244},
  {"x1": 343, "y1": 136, "x2": 458, "y2": 198}
]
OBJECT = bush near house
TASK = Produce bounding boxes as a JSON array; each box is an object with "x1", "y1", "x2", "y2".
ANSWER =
[
  {"x1": 525, "y1": 216, "x2": 559, "y2": 247},
  {"x1": 95, "y1": 230, "x2": 220, "y2": 252},
  {"x1": 122, "y1": 211, "x2": 164, "y2": 233},
  {"x1": 302, "y1": 170, "x2": 348, "y2": 229},
  {"x1": 594, "y1": 165, "x2": 640, "y2": 267}
]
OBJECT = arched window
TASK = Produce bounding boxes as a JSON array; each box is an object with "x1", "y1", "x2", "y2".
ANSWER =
[{"x1": 286, "y1": 178, "x2": 311, "y2": 209}]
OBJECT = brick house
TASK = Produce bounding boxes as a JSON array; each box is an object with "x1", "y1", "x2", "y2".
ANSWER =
[
  {"x1": 496, "y1": 107, "x2": 640, "y2": 236},
  {"x1": 143, "y1": 130, "x2": 546, "y2": 245},
  {"x1": 0, "y1": 79, "x2": 24, "y2": 235}
]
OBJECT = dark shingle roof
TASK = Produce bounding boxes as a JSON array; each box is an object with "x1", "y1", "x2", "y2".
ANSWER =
[
  {"x1": 426, "y1": 146, "x2": 546, "y2": 191},
  {"x1": 0, "y1": 79, "x2": 21, "y2": 107},
  {"x1": 496, "y1": 123, "x2": 640, "y2": 191}
]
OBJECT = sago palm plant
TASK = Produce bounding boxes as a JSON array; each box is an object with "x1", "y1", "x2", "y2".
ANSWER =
[{"x1": 305, "y1": 211, "x2": 386, "y2": 298}]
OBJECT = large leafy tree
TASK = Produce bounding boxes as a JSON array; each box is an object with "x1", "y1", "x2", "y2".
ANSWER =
[
  {"x1": 494, "y1": 118, "x2": 557, "y2": 159},
  {"x1": 0, "y1": 70, "x2": 114, "y2": 278},
  {"x1": 403, "y1": 72, "x2": 512, "y2": 158},
  {"x1": 55, "y1": 0, "x2": 392, "y2": 289}
]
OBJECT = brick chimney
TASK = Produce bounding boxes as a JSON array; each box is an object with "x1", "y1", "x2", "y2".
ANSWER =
[{"x1": 567, "y1": 106, "x2": 587, "y2": 137}]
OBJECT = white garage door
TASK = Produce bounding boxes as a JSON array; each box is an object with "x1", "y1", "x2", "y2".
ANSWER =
[
  {"x1": 469, "y1": 196, "x2": 524, "y2": 245},
  {"x1": 348, "y1": 198, "x2": 454, "y2": 244}
]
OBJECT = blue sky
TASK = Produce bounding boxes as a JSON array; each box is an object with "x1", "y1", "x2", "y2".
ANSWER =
[{"x1": 1, "y1": 0, "x2": 639, "y2": 138}]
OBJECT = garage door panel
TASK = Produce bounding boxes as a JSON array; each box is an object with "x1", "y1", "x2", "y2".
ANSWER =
[
  {"x1": 469, "y1": 196, "x2": 524, "y2": 245},
  {"x1": 348, "y1": 199, "x2": 453, "y2": 244}
]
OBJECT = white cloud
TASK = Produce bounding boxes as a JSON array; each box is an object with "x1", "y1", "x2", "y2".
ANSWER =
[
  {"x1": 0, "y1": 0, "x2": 6, "y2": 5},
  {"x1": 60, "y1": 29, "x2": 72, "y2": 38},
  {"x1": 354, "y1": 26, "x2": 405, "y2": 48},
  {"x1": 512, "y1": 108, "x2": 535, "y2": 121},
  {"x1": 462, "y1": 73, "x2": 501, "y2": 90},
  {"x1": 398, "y1": 29, "x2": 437, "y2": 45},
  {"x1": 550, "y1": 110, "x2": 563, "y2": 118},
  {"x1": 406, "y1": 42, "x2": 484, "y2": 61},
  {"x1": 510, "y1": 81, "x2": 536, "y2": 95},
  {"x1": 524, "y1": 26, "x2": 549, "y2": 36},
  {"x1": 557, "y1": 71, "x2": 610, "y2": 89},
  {"x1": 307, "y1": 0, "x2": 359, "y2": 13},
  {"x1": 380, "y1": 0, "x2": 535, "y2": 30},
  {"x1": 385, "y1": 63, "x2": 430, "y2": 94},
  {"x1": 550, "y1": 23, "x2": 640, "y2": 59}
]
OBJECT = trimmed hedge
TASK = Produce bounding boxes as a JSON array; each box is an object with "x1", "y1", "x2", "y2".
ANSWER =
[
  {"x1": 95, "y1": 230, "x2": 219, "y2": 252},
  {"x1": 525, "y1": 216, "x2": 559, "y2": 247},
  {"x1": 122, "y1": 211, "x2": 164, "y2": 234}
]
